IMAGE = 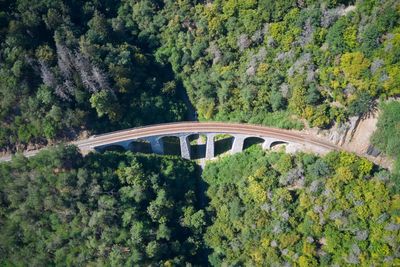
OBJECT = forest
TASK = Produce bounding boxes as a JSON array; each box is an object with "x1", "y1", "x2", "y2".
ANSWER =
[
  {"x1": 0, "y1": 0, "x2": 399, "y2": 265},
  {"x1": 1, "y1": 0, "x2": 399, "y2": 151},
  {"x1": 0, "y1": 0, "x2": 188, "y2": 152},
  {"x1": 203, "y1": 147, "x2": 399, "y2": 266},
  {"x1": 0, "y1": 146, "x2": 207, "y2": 265},
  {"x1": 1, "y1": 146, "x2": 399, "y2": 265},
  {"x1": 154, "y1": 0, "x2": 400, "y2": 127}
]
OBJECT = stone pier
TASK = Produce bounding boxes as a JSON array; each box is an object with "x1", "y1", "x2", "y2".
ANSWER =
[
  {"x1": 205, "y1": 133, "x2": 216, "y2": 159},
  {"x1": 179, "y1": 135, "x2": 191, "y2": 159},
  {"x1": 262, "y1": 137, "x2": 280, "y2": 150},
  {"x1": 231, "y1": 134, "x2": 248, "y2": 154},
  {"x1": 148, "y1": 137, "x2": 164, "y2": 155}
]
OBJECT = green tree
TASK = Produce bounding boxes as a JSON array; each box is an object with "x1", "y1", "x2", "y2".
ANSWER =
[{"x1": 90, "y1": 90, "x2": 119, "y2": 120}]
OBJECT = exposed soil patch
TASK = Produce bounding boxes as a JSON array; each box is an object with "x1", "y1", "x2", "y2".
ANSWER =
[{"x1": 305, "y1": 109, "x2": 394, "y2": 170}]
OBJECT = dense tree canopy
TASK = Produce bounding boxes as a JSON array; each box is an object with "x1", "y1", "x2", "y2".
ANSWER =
[
  {"x1": 0, "y1": 146, "x2": 206, "y2": 266},
  {"x1": 2, "y1": 145, "x2": 397, "y2": 266},
  {"x1": 0, "y1": 0, "x2": 187, "y2": 152},
  {"x1": 203, "y1": 147, "x2": 400, "y2": 266},
  {"x1": 0, "y1": 0, "x2": 399, "y2": 265},
  {"x1": 150, "y1": 0, "x2": 399, "y2": 127}
]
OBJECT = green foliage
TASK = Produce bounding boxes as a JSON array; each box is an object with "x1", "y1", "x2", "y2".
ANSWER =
[
  {"x1": 0, "y1": 146, "x2": 206, "y2": 265},
  {"x1": 203, "y1": 147, "x2": 400, "y2": 266},
  {"x1": 0, "y1": 0, "x2": 187, "y2": 152},
  {"x1": 89, "y1": 90, "x2": 119, "y2": 120},
  {"x1": 326, "y1": 17, "x2": 353, "y2": 53},
  {"x1": 0, "y1": 137, "x2": 398, "y2": 266},
  {"x1": 151, "y1": 0, "x2": 399, "y2": 128},
  {"x1": 347, "y1": 91, "x2": 374, "y2": 117},
  {"x1": 372, "y1": 101, "x2": 400, "y2": 185},
  {"x1": 1, "y1": 1, "x2": 399, "y2": 265}
]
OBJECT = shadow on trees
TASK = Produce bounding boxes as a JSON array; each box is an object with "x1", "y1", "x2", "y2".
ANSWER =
[
  {"x1": 97, "y1": 145, "x2": 126, "y2": 153},
  {"x1": 130, "y1": 140, "x2": 153, "y2": 154},
  {"x1": 215, "y1": 135, "x2": 234, "y2": 156},
  {"x1": 189, "y1": 134, "x2": 206, "y2": 160},
  {"x1": 161, "y1": 136, "x2": 181, "y2": 156}
]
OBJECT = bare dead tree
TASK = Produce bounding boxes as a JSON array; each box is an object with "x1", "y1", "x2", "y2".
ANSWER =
[
  {"x1": 207, "y1": 41, "x2": 222, "y2": 64},
  {"x1": 92, "y1": 65, "x2": 111, "y2": 92},
  {"x1": 39, "y1": 61, "x2": 57, "y2": 88},
  {"x1": 299, "y1": 18, "x2": 314, "y2": 47},
  {"x1": 321, "y1": 5, "x2": 344, "y2": 28},
  {"x1": 251, "y1": 29, "x2": 263, "y2": 44},
  {"x1": 370, "y1": 58, "x2": 384, "y2": 74},
  {"x1": 54, "y1": 42, "x2": 113, "y2": 98},
  {"x1": 64, "y1": 80, "x2": 75, "y2": 95},
  {"x1": 56, "y1": 43, "x2": 74, "y2": 79},
  {"x1": 237, "y1": 34, "x2": 251, "y2": 51},
  {"x1": 55, "y1": 84, "x2": 71, "y2": 101}
]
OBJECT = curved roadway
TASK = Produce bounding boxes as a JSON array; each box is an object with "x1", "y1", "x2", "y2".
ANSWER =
[
  {"x1": 75, "y1": 122, "x2": 340, "y2": 152},
  {"x1": 1, "y1": 122, "x2": 343, "y2": 162}
]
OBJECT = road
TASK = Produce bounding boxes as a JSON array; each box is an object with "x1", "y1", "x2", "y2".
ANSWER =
[{"x1": 0, "y1": 122, "x2": 345, "y2": 162}]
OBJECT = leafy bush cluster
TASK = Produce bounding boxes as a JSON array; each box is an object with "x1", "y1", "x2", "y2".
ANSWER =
[{"x1": 203, "y1": 147, "x2": 400, "y2": 266}]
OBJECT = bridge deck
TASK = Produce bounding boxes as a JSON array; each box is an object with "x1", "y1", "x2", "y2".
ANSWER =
[{"x1": 74, "y1": 122, "x2": 339, "y2": 151}]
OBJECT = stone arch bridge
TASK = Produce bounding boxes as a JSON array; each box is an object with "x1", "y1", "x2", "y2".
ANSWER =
[{"x1": 73, "y1": 122, "x2": 339, "y2": 160}]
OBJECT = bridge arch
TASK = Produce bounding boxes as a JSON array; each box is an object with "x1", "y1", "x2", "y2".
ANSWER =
[
  {"x1": 158, "y1": 135, "x2": 182, "y2": 157},
  {"x1": 96, "y1": 144, "x2": 126, "y2": 153},
  {"x1": 269, "y1": 141, "x2": 289, "y2": 150},
  {"x1": 214, "y1": 134, "x2": 235, "y2": 157},
  {"x1": 129, "y1": 139, "x2": 152, "y2": 154},
  {"x1": 187, "y1": 134, "x2": 207, "y2": 160},
  {"x1": 243, "y1": 136, "x2": 265, "y2": 151}
]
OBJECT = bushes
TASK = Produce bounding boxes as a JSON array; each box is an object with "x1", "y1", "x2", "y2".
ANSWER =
[
  {"x1": 154, "y1": 0, "x2": 399, "y2": 128},
  {"x1": 348, "y1": 91, "x2": 374, "y2": 117}
]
